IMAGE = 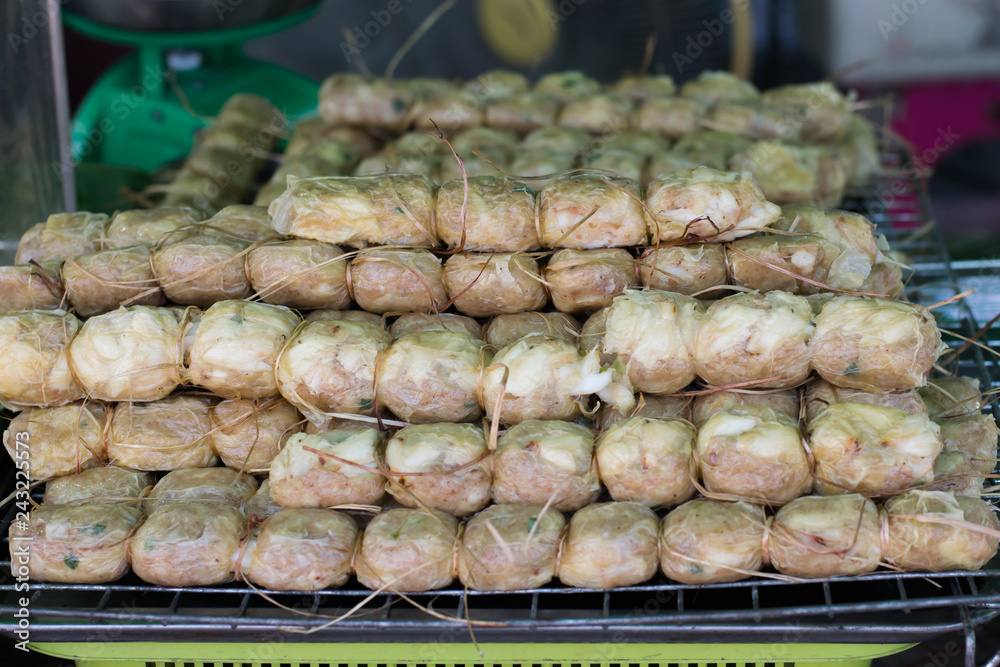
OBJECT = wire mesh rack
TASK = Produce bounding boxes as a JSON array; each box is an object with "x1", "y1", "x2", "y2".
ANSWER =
[{"x1": 0, "y1": 152, "x2": 998, "y2": 660}]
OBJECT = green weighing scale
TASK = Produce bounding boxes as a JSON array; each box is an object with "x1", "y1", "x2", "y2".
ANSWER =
[{"x1": 63, "y1": 1, "x2": 323, "y2": 211}]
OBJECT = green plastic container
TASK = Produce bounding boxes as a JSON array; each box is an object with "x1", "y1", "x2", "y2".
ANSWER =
[
  {"x1": 29, "y1": 640, "x2": 917, "y2": 667},
  {"x1": 64, "y1": 9, "x2": 320, "y2": 176}
]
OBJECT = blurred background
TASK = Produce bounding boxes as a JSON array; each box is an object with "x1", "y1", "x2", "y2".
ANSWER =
[{"x1": 9, "y1": 0, "x2": 996, "y2": 261}]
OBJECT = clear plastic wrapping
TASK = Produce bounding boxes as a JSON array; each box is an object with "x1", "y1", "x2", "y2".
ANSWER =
[
  {"x1": 492, "y1": 419, "x2": 599, "y2": 512},
  {"x1": 11, "y1": 504, "x2": 143, "y2": 583}
]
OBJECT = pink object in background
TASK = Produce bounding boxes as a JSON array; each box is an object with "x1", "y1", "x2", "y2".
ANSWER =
[{"x1": 892, "y1": 80, "x2": 1000, "y2": 169}]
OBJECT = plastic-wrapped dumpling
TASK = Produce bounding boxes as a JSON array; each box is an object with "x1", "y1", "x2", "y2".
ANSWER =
[
  {"x1": 659, "y1": 499, "x2": 765, "y2": 584},
  {"x1": 558, "y1": 94, "x2": 633, "y2": 132},
  {"x1": 376, "y1": 331, "x2": 486, "y2": 423},
  {"x1": 268, "y1": 174, "x2": 437, "y2": 248},
  {"x1": 538, "y1": 172, "x2": 646, "y2": 249},
  {"x1": 579, "y1": 307, "x2": 609, "y2": 358},
  {"x1": 697, "y1": 407, "x2": 811, "y2": 504},
  {"x1": 151, "y1": 230, "x2": 252, "y2": 306},
  {"x1": 0, "y1": 262, "x2": 64, "y2": 315},
  {"x1": 458, "y1": 504, "x2": 566, "y2": 591},
  {"x1": 466, "y1": 68, "x2": 529, "y2": 98},
  {"x1": 777, "y1": 206, "x2": 879, "y2": 291},
  {"x1": 247, "y1": 240, "x2": 350, "y2": 309},
  {"x1": 107, "y1": 396, "x2": 216, "y2": 471},
  {"x1": 937, "y1": 413, "x2": 998, "y2": 475},
  {"x1": 883, "y1": 490, "x2": 999, "y2": 572},
  {"x1": 809, "y1": 297, "x2": 941, "y2": 391},
  {"x1": 216, "y1": 92, "x2": 277, "y2": 126},
  {"x1": 839, "y1": 114, "x2": 880, "y2": 189},
  {"x1": 131, "y1": 503, "x2": 246, "y2": 586},
  {"x1": 482, "y1": 336, "x2": 609, "y2": 424},
  {"x1": 611, "y1": 74, "x2": 676, "y2": 102},
  {"x1": 305, "y1": 309, "x2": 383, "y2": 326},
  {"x1": 544, "y1": 249, "x2": 637, "y2": 313},
  {"x1": 728, "y1": 233, "x2": 833, "y2": 294},
  {"x1": 595, "y1": 416, "x2": 696, "y2": 507},
  {"x1": 15, "y1": 212, "x2": 108, "y2": 264},
  {"x1": 603, "y1": 290, "x2": 704, "y2": 394},
  {"x1": 410, "y1": 90, "x2": 484, "y2": 132},
  {"x1": 809, "y1": 403, "x2": 941, "y2": 496},
  {"x1": 146, "y1": 467, "x2": 258, "y2": 512},
  {"x1": 435, "y1": 176, "x2": 539, "y2": 251},
  {"x1": 920, "y1": 377, "x2": 981, "y2": 418},
  {"x1": 804, "y1": 378, "x2": 928, "y2": 423},
  {"x1": 859, "y1": 258, "x2": 905, "y2": 299},
  {"x1": 441, "y1": 127, "x2": 519, "y2": 162},
  {"x1": 680, "y1": 70, "x2": 757, "y2": 104},
  {"x1": 601, "y1": 130, "x2": 671, "y2": 158},
  {"x1": 159, "y1": 168, "x2": 245, "y2": 216},
  {"x1": 209, "y1": 398, "x2": 302, "y2": 471},
  {"x1": 43, "y1": 466, "x2": 153, "y2": 505},
  {"x1": 104, "y1": 207, "x2": 204, "y2": 248},
  {"x1": 389, "y1": 313, "x2": 482, "y2": 339},
  {"x1": 254, "y1": 155, "x2": 344, "y2": 207},
  {"x1": 269, "y1": 428, "x2": 384, "y2": 508},
  {"x1": 595, "y1": 393, "x2": 691, "y2": 431},
  {"x1": 443, "y1": 253, "x2": 548, "y2": 317},
  {"x1": 354, "y1": 148, "x2": 440, "y2": 180},
  {"x1": 485, "y1": 92, "x2": 559, "y2": 132},
  {"x1": 637, "y1": 244, "x2": 726, "y2": 295},
  {"x1": 4, "y1": 402, "x2": 110, "y2": 480},
  {"x1": 0, "y1": 310, "x2": 85, "y2": 408},
  {"x1": 706, "y1": 100, "x2": 802, "y2": 141},
  {"x1": 243, "y1": 479, "x2": 284, "y2": 518},
  {"x1": 351, "y1": 247, "x2": 447, "y2": 314},
  {"x1": 10, "y1": 504, "x2": 143, "y2": 583},
  {"x1": 318, "y1": 73, "x2": 414, "y2": 131},
  {"x1": 187, "y1": 300, "x2": 300, "y2": 400},
  {"x1": 483, "y1": 312, "x2": 579, "y2": 348},
  {"x1": 558, "y1": 502, "x2": 658, "y2": 588},
  {"x1": 730, "y1": 142, "x2": 846, "y2": 209},
  {"x1": 768, "y1": 494, "x2": 881, "y2": 577},
  {"x1": 761, "y1": 82, "x2": 852, "y2": 141},
  {"x1": 275, "y1": 318, "x2": 389, "y2": 424},
  {"x1": 645, "y1": 167, "x2": 781, "y2": 242},
  {"x1": 693, "y1": 291, "x2": 813, "y2": 389},
  {"x1": 492, "y1": 420, "x2": 599, "y2": 511},
  {"x1": 384, "y1": 423, "x2": 491, "y2": 516},
  {"x1": 634, "y1": 97, "x2": 706, "y2": 138},
  {"x1": 354, "y1": 508, "x2": 458, "y2": 592},
  {"x1": 691, "y1": 389, "x2": 798, "y2": 426},
  {"x1": 579, "y1": 149, "x2": 644, "y2": 183},
  {"x1": 202, "y1": 205, "x2": 283, "y2": 242},
  {"x1": 68, "y1": 306, "x2": 186, "y2": 402},
  {"x1": 244, "y1": 509, "x2": 359, "y2": 590},
  {"x1": 508, "y1": 149, "x2": 575, "y2": 188},
  {"x1": 928, "y1": 450, "x2": 984, "y2": 497},
  {"x1": 534, "y1": 70, "x2": 601, "y2": 103},
  {"x1": 62, "y1": 245, "x2": 163, "y2": 317},
  {"x1": 672, "y1": 130, "x2": 753, "y2": 167},
  {"x1": 521, "y1": 126, "x2": 590, "y2": 152}
]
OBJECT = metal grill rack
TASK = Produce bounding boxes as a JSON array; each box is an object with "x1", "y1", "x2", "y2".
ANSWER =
[{"x1": 0, "y1": 154, "x2": 998, "y2": 652}]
